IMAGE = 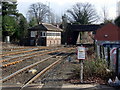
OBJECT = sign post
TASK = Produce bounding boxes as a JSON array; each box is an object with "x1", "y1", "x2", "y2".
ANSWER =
[
  {"x1": 77, "y1": 46, "x2": 85, "y2": 83},
  {"x1": 80, "y1": 60, "x2": 83, "y2": 83}
]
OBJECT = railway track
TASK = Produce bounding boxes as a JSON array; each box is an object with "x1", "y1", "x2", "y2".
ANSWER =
[
  {"x1": 1, "y1": 48, "x2": 75, "y2": 85},
  {"x1": 1, "y1": 47, "x2": 70, "y2": 68},
  {"x1": 1, "y1": 48, "x2": 50, "y2": 63},
  {"x1": 1, "y1": 46, "x2": 50, "y2": 57},
  {"x1": 1, "y1": 46, "x2": 60, "y2": 63},
  {"x1": 1, "y1": 53, "x2": 61, "y2": 82},
  {"x1": 20, "y1": 50, "x2": 74, "y2": 90},
  {"x1": 3, "y1": 46, "x2": 37, "y2": 51}
]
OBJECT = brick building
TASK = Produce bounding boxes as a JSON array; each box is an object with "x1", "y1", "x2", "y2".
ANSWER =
[
  {"x1": 95, "y1": 23, "x2": 120, "y2": 73},
  {"x1": 95, "y1": 23, "x2": 120, "y2": 44},
  {"x1": 28, "y1": 23, "x2": 63, "y2": 46}
]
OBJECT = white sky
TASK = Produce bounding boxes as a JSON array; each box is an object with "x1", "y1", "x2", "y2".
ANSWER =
[{"x1": 17, "y1": 0, "x2": 119, "y2": 23}]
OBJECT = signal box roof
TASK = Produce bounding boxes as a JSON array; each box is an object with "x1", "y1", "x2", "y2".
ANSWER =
[{"x1": 28, "y1": 23, "x2": 63, "y2": 32}]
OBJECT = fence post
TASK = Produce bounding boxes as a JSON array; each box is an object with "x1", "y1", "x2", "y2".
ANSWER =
[
  {"x1": 107, "y1": 47, "x2": 110, "y2": 69},
  {"x1": 116, "y1": 48, "x2": 119, "y2": 76},
  {"x1": 100, "y1": 45, "x2": 101, "y2": 58},
  {"x1": 102, "y1": 46, "x2": 105, "y2": 59}
]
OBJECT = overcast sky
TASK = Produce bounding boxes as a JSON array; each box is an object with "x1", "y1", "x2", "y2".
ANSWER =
[{"x1": 17, "y1": 0, "x2": 119, "y2": 23}]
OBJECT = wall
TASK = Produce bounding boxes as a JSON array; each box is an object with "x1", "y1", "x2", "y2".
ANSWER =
[
  {"x1": 95, "y1": 24, "x2": 120, "y2": 41},
  {"x1": 29, "y1": 30, "x2": 61, "y2": 46},
  {"x1": 46, "y1": 31, "x2": 61, "y2": 46}
]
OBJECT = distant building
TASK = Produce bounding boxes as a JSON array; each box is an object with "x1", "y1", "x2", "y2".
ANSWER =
[
  {"x1": 95, "y1": 23, "x2": 120, "y2": 72},
  {"x1": 95, "y1": 23, "x2": 120, "y2": 44},
  {"x1": 95, "y1": 23, "x2": 120, "y2": 58},
  {"x1": 28, "y1": 23, "x2": 63, "y2": 46}
]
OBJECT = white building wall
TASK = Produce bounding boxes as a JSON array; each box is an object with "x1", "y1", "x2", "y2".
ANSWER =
[{"x1": 46, "y1": 31, "x2": 61, "y2": 46}]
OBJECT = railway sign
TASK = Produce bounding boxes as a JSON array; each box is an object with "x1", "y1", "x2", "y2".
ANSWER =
[
  {"x1": 77, "y1": 46, "x2": 85, "y2": 83},
  {"x1": 77, "y1": 46, "x2": 85, "y2": 60}
]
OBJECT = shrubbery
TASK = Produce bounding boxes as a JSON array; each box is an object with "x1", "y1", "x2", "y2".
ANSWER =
[
  {"x1": 84, "y1": 59, "x2": 108, "y2": 77},
  {"x1": 70, "y1": 58, "x2": 114, "y2": 83},
  {"x1": 70, "y1": 47, "x2": 114, "y2": 83}
]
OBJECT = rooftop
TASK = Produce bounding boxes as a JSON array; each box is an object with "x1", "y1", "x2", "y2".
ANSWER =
[{"x1": 28, "y1": 23, "x2": 63, "y2": 32}]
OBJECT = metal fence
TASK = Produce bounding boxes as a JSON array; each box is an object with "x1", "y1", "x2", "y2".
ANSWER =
[{"x1": 96, "y1": 45, "x2": 120, "y2": 75}]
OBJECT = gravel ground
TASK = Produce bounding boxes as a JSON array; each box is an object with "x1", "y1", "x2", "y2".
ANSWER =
[
  {"x1": 2, "y1": 48, "x2": 62, "y2": 78},
  {"x1": 32, "y1": 52, "x2": 77, "y2": 89},
  {"x1": 2, "y1": 54, "x2": 51, "y2": 78},
  {"x1": 2, "y1": 48, "x2": 73, "y2": 84},
  {"x1": 2, "y1": 53, "x2": 58, "y2": 84}
]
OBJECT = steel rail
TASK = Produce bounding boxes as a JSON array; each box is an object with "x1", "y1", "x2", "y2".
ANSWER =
[
  {"x1": 0, "y1": 47, "x2": 50, "y2": 57},
  {"x1": 1, "y1": 48, "x2": 74, "y2": 82},
  {"x1": 1, "y1": 47, "x2": 62, "y2": 63},
  {"x1": 20, "y1": 51, "x2": 73, "y2": 90},
  {"x1": 1, "y1": 48, "x2": 73, "y2": 67},
  {"x1": 3, "y1": 46, "x2": 39, "y2": 51},
  {"x1": 0, "y1": 53, "x2": 62, "y2": 82},
  {"x1": 2, "y1": 46, "x2": 56, "y2": 55},
  {"x1": 0, "y1": 49, "x2": 49, "y2": 63}
]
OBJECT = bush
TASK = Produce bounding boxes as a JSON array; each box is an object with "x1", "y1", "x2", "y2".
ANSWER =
[
  {"x1": 70, "y1": 58, "x2": 114, "y2": 83},
  {"x1": 84, "y1": 58, "x2": 107, "y2": 78}
]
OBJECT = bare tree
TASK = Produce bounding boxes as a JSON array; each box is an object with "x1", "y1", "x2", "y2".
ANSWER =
[
  {"x1": 67, "y1": 3, "x2": 98, "y2": 24},
  {"x1": 101, "y1": 6, "x2": 111, "y2": 23},
  {"x1": 102, "y1": 6, "x2": 108, "y2": 22},
  {"x1": 101, "y1": 6, "x2": 113, "y2": 24},
  {"x1": 27, "y1": 2, "x2": 50, "y2": 24}
]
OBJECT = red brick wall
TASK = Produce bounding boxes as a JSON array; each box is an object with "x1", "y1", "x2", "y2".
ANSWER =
[{"x1": 95, "y1": 23, "x2": 120, "y2": 41}]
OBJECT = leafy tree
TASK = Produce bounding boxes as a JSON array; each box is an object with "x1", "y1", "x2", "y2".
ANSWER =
[
  {"x1": 12, "y1": 14, "x2": 28, "y2": 42},
  {"x1": 27, "y1": 2, "x2": 50, "y2": 24},
  {"x1": 2, "y1": 15, "x2": 17, "y2": 39},
  {"x1": 2, "y1": 1, "x2": 18, "y2": 16},
  {"x1": 18, "y1": 14, "x2": 28, "y2": 39},
  {"x1": 2, "y1": 1, "x2": 29, "y2": 44},
  {"x1": 114, "y1": 15, "x2": 120, "y2": 27},
  {"x1": 2, "y1": 1, "x2": 19, "y2": 42},
  {"x1": 66, "y1": 2, "x2": 98, "y2": 24}
]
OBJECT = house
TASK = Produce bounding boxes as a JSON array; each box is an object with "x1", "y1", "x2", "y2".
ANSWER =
[
  {"x1": 94, "y1": 23, "x2": 120, "y2": 72},
  {"x1": 28, "y1": 23, "x2": 63, "y2": 46},
  {"x1": 94, "y1": 23, "x2": 120, "y2": 57},
  {"x1": 95, "y1": 23, "x2": 120, "y2": 45}
]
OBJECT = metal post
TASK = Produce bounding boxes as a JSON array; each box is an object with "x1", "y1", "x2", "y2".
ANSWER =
[
  {"x1": 80, "y1": 60, "x2": 83, "y2": 83},
  {"x1": 116, "y1": 48, "x2": 119, "y2": 76},
  {"x1": 102, "y1": 46, "x2": 105, "y2": 59},
  {"x1": 95, "y1": 44, "x2": 98, "y2": 58},
  {"x1": 100, "y1": 45, "x2": 102, "y2": 58}
]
